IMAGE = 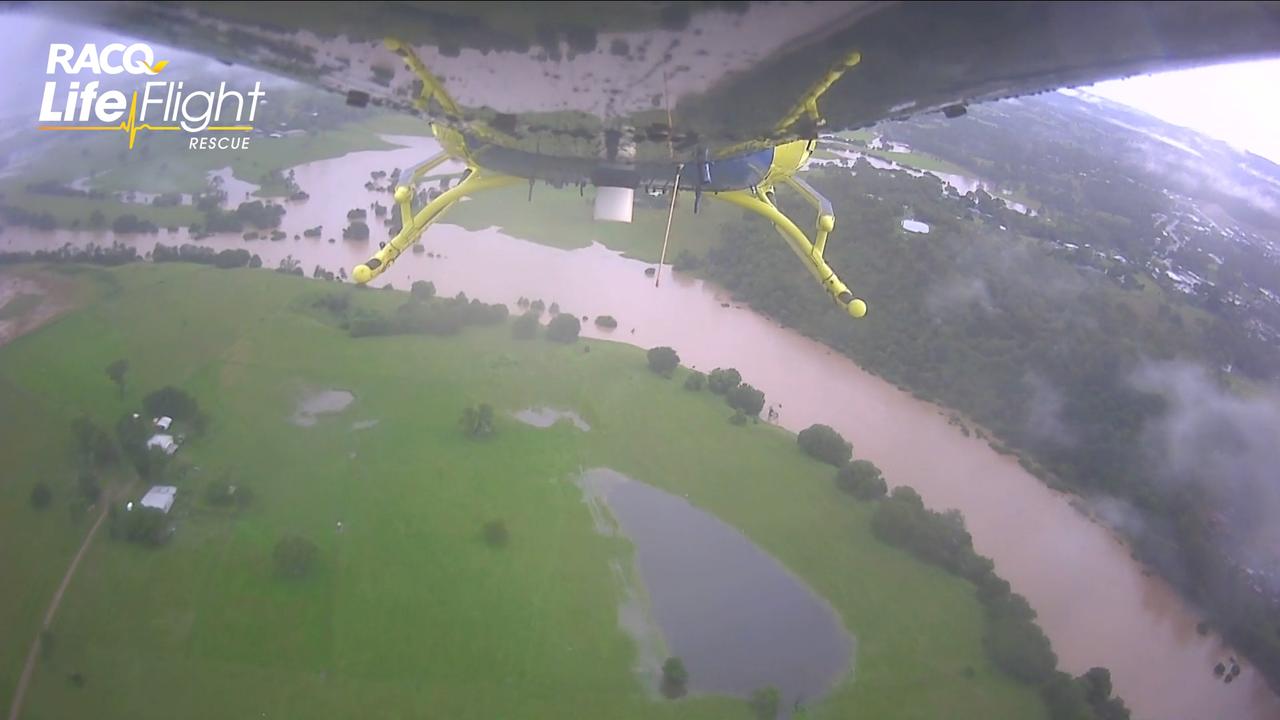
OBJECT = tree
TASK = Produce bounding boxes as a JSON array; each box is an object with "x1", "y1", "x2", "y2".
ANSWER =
[
  {"x1": 116, "y1": 506, "x2": 168, "y2": 545},
  {"x1": 410, "y1": 280, "x2": 436, "y2": 301},
  {"x1": 483, "y1": 519, "x2": 509, "y2": 548},
  {"x1": 1040, "y1": 671, "x2": 1094, "y2": 720},
  {"x1": 512, "y1": 311, "x2": 539, "y2": 340},
  {"x1": 115, "y1": 412, "x2": 157, "y2": 477},
  {"x1": 707, "y1": 367, "x2": 742, "y2": 394},
  {"x1": 797, "y1": 424, "x2": 852, "y2": 466},
  {"x1": 142, "y1": 386, "x2": 199, "y2": 422},
  {"x1": 106, "y1": 359, "x2": 128, "y2": 398},
  {"x1": 684, "y1": 370, "x2": 705, "y2": 391},
  {"x1": 30, "y1": 482, "x2": 52, "y2": 510},
  {"x1": 836, "y1": 459, "x2": 887, "y2": 500},
  {"x1": 1081, "y1": 667, "x2": 1112, "y2": 706},
  {"x1": 647, "y1": 346, "x2": 680, "y2": 377},
  {"x1": 545, "y1": 313, "x2": 581, "y2": 343},
  {"x1": 205, "y1": 479, "x2": 252, "y2": 509},
  {"x1": 461, "y1": 403, "x2": 496, "y2": 438},
  {"x1": 71, "y1": 416, "x2": 116, "y2": 468},
  {"x1": 749, "y1": 686, "x2": 781, "y2": 720},
  {"x1": 77, "y1": 472, "x2": 101, "y2": 503},
  {"x1": 342, "y1": 221, "x2": 370, "y2": 241},
  {"x1": 273, "y1": 535, "x2": 318, "y2": 578},
  {"x1": 594, "y1": 315, "x2": 618, "y2": 329},
  {"x1": 661, "y1": 657, "x2": 688, "y2": 698},
  {"x1": 984, "y1": 615, "x2": 1057, "y2": 684},
  {"x1": 727, "y1": 382, "x2": 765, "y2": 416}
]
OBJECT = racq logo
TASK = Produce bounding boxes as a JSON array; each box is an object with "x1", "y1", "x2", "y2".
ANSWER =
[{"x1": 38, "y1": 42, "x2": 266, "y2": 150}]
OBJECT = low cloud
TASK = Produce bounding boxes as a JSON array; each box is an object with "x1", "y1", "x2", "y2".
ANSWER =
[
  {"x1": 925, "y1": 276, "x2": 993, "y2": 318},
  {"x1": 1022, "y1": 372, "x2": 1075, "y2": 446},
  {"x1": 1130, "y1": 360, "x2": 1280, "y2": 570}
]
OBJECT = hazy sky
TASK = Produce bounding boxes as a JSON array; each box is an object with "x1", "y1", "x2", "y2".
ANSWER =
[{"x1": 1081, "y1": 57, "x2": 1280, "y2": 165}]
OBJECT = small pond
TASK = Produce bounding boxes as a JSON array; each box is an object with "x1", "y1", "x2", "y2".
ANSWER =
[
  {"x1": 513, "y1": 407, "x2": 591, "y2": 431},
  {"x1": 291, "y1": 389, "x2": 355, "y2": 427},
  {"x1": 579, "y1": 468, "x2": 852, "y2": 710}
]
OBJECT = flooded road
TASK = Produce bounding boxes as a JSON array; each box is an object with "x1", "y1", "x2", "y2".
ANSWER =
[{"x1": 5, "y1": 136, "x2": 1280, "y2": 720}]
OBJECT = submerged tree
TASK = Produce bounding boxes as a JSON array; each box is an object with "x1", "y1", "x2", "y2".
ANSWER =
[{"x1": 661, "y1": 657, "x2": 688, "y2": 698}]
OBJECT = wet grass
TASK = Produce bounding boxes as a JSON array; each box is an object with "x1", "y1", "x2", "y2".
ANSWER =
[
  {"x1": 1, "y1": 263, "x2": 1045, "y2": 720},
  {"x1": 444, "y1": 183, "x2": 743, "y2": 264},
  {"x1": 0, "y1": 292, "x2": 43, "y2": 321}
]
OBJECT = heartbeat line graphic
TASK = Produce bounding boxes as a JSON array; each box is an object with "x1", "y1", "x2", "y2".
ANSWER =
[{"x1": 37, "y1": 90, "x2": 252, "y2": 149}]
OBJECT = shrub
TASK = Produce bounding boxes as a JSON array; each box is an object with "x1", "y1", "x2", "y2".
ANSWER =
[
  {"x1": 205, "y1": 480, "x2": 252, "y2": 509},
  {"x1": 683, "y1": 370, "x2": 705, "y2": 391},
  {"x1": 797, "y1": 424, "x2": 851, "y2": 466},
  {"x1": 142, "y1": 386, "x2": 199, "y2": 422},
  {"x1": 984, "y1": 615, "x2": 1057, "y2": 684},
  {"x1": 647, "y1": 346, "x2": 680, "y2": 377},
  {"x1": 727, "y1": 382, "x2": 765, "y2": 416},
  {"x1": 836, "y1": 459, "x2": 887, "y2": 500},
  {"x1": 483, "y1": 519, "x2": 509, "y2": 548},
  {"x1": 116, "y1": 506, "x2": 169, "y2": 546},
  {"x1": 545, "y1": 314, "x2": 581, "y2": 343},
  {"x1": 749, "y1": 686, "x2": 780, "y2": 720},
  {"x1": 707, "y1": 367, "x2": 741, "y2": 394},
  {"x1": 410, "y1": 280, "x2": 436, "y2": 300},
  {"x1": 30, "y1": 482, "x2": 52, "y2": 509},
  {"x1": 512, "y1": 311, "x2": 539, "y2": 340},
  {"x1": 273, "y1": 535, "x2": 318, "y2": 578},
  {"x1": 661, "y1": 657, "x2": 688, "y2": 698}
]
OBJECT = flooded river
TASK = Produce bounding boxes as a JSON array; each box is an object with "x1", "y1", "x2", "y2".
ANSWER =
[{"x1": 6, "y1": 136, "x2": 1279, "y2": 720}]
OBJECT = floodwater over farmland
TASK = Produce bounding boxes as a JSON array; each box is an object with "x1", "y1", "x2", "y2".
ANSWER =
[{"x1": 8, "y1": 134, "x2": 1280, "y2": 720}]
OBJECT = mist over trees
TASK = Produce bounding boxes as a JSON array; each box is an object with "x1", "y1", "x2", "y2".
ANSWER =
[{"x1": 701, "y1": 157, "x2": 1280, "y2": 690}]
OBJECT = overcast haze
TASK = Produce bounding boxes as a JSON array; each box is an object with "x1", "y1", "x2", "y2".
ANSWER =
[{"x1": 1082, "y1": 57, "x2": 1280, "y2": 166}]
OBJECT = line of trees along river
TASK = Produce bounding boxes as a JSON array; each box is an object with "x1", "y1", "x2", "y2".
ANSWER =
[{"x1": 700, "y1": 163, "x2": 1280, "y2": 696}]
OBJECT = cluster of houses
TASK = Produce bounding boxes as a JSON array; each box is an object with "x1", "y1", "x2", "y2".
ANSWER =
[
  {"x1": 144, "y1": 415, "x2": 181, "y2": 456},
  {"x1": 132, "y1": 415, "x2": 182, "y2": 515}
]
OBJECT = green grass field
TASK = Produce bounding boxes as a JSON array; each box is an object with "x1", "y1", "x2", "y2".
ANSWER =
[
  {"x1": 0, "y1": 263, "x2": 1045, "y2": 720},
  {"x1": 445, "y1": 184, "x2": 744, "y2": 264},
  {"x1": 0, "y1": 115, "x2": 423, "y2": 230},
  {"x1": 864, "y1": 148, "x2": 973, "y2": 177}
]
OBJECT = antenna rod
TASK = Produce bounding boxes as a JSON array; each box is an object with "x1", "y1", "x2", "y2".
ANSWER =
[{"x1": 655, "y1": 164, "x2": 683, "y2": 288}]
